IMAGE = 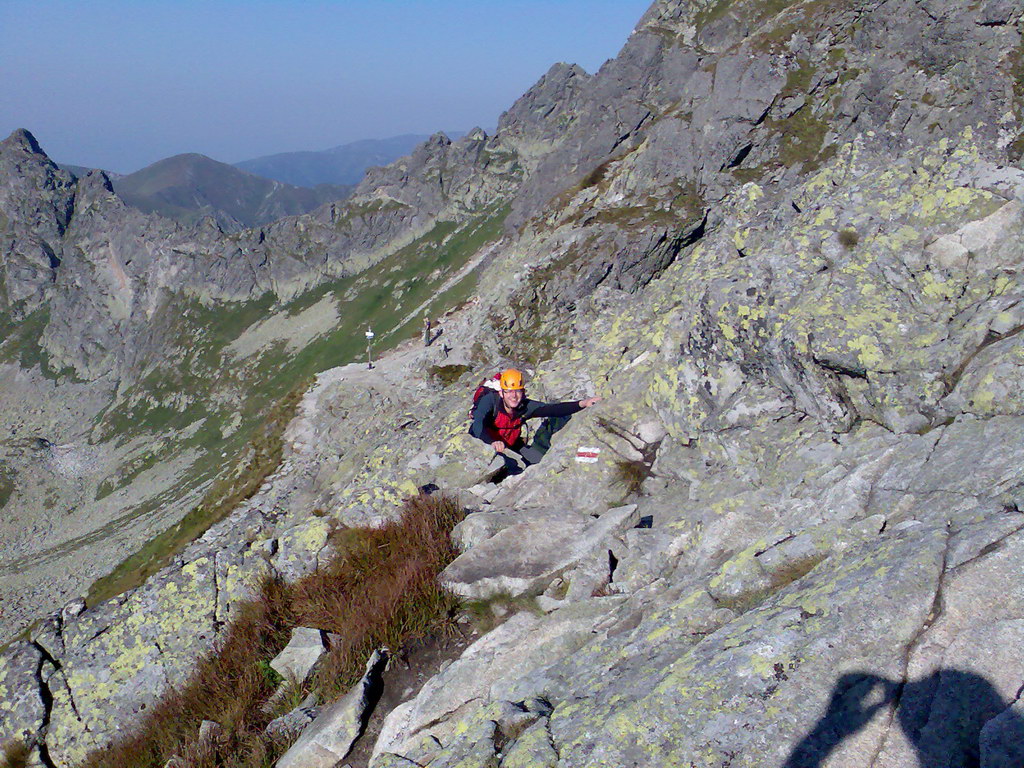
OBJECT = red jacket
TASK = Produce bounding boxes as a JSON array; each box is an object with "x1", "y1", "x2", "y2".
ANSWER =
[{"x1": 469, "y1": 391, "x2": 583, "y2": 448}]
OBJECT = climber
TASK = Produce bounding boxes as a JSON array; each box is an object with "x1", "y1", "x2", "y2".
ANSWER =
[{"x1": 469, "y1": 368, "x2": 600, "y2": 474}]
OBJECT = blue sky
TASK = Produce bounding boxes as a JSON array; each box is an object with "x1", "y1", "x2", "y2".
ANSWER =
[{"x1": 0, "y1": 0, "x2": 652, "y2": 173}]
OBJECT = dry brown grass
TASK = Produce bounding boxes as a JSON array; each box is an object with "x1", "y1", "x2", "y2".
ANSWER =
[
  {"x1": 81, "y1": 493, "x2": 465, "y2": 768},
  {"x1": 838, "y1": 228, "x2": 860, "y2": 248},
  {"x1": 612, "y1": 458, "x2": 652, "y2": 497},
  {"x1": 0, "y1": 740, "x2": 30, "y2": 768}
]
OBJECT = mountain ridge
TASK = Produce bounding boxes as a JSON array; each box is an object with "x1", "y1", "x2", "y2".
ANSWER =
[
  {"x1": 3, "y1": 0, "x2": 1024, "y2": 765},
  {"x1": 110, "y1": 151, "x2": 353, "y2": 231},
  {"x1": 234, "y1": 132, "x2": 469, "y2": 187}
]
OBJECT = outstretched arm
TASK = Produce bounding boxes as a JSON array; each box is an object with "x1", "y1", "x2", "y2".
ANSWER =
[{"x1": 524, "y1": 396, "x2": 601, "y2": 419}]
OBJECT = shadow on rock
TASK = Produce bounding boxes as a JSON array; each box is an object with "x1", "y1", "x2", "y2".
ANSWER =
[{"x1": 784, "y1": 670, "x2": 1024, "y2": 768}]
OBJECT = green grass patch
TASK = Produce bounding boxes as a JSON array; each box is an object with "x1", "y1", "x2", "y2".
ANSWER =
[
  {"x1": 783, "y1": 59, "x2": 815, "y2": 93},
  {"x1": 0, "y1": 301, "x2": 84, "y2": 382},
  {"x1": 695, "y1": 0, "x2": 795, "y2": 35},
  {"x1": 463, "y1": 592, "x2": 543, "y2": 633},
  {"x1": 429, "y1": 364, "x2": 473, "y2": 387},
  {"x1": 332, "y1": 197, "x2": 411, "y2": 229},
  {"x1": 79, "y1": 200, "x2": 509, "y2": 619},
  {"x1": 0, "y1": 465, "x2": 14, "y2": 509},
  {"x1": 81, "y1": 493, "x2": 465, "y2": 768},
  {"x1": 85, "y1": 203, "x2": 509, "y2": 607},
  {"x1": 0, "y1": 306, "x2": 47, "y2": 368},
  {"x1": 94, "y1": 449, "x2": 164, "y2": 500}
]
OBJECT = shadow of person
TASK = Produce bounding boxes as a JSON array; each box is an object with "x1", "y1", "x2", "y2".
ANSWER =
[
  {"x1": 783, "y1": 669, "x2": 1024, "y2": 768},
  {"x1": 783, "y1": 672, "x2": 893, "y2": 768}
]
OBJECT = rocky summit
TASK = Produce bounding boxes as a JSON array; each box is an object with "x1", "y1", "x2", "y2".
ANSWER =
[{"x1": 4, "y1": 0, "x2": 1024, "y2": 766}]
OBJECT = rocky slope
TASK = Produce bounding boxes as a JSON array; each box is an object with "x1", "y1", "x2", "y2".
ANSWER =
[
  {"x1": 0, "y1": 120, "x2": 518, "y2": 637},
  {"x1": 4, "y1": 0, "x2": 1024, "y2": 766}
]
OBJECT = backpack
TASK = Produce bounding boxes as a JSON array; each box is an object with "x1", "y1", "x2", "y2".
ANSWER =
[{"x1": 470, "y1": 373, "x2": 503, "y2": 419}]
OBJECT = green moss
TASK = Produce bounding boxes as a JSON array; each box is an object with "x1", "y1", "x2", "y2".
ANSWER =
[
  {"x1": 775, "y1": 104, "x2": 831, "y2": 172},
  {"x1": 827, "y1": 47, "x2": 846, "y2": 64},
  {"x1": 464, "y1": 592, "x2": 543, "y2": 633},
  {"x1": 333, "y1": 197, "x2": 410, "y2": 228},
  {"x1": 587, "y1": 183, "x2": 704, "y2": 228},
  {"x1": 731, "y1": 166, "x2": 770, "y2": 183},
  {"x1": 839, "y1": 66, "x2": 862, "y2": 85},
  {"x1": 0, "y1": 307, "x2": 49, "y2": 371},
  {"x1": 695, "y1": 0, "x2": 793, "y2": 33},
  {"x1": 695, "y1": 0, "x2": 735, "y2": 30},
  {"x1": 783, "y1": 59, "x2": 815, "y2": 94}
]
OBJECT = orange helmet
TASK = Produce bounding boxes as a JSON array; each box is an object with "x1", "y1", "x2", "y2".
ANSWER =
[{"x1": 499, "y1": 368, "x2": 525, "y2": 391}]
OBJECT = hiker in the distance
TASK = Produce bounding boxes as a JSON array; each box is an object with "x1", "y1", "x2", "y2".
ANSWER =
[{"x1": 469, "y1": 368, "x2": 600, "y2": 473}]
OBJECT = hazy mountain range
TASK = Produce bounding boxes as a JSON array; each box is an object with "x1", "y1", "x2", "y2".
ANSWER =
[
  {"x1": 235, "y1": 132, "x2": 467, "y2": 187},
  {"x1": 57, "y1": 133, "x2": 467, "y2": 230},
  {"x1": 108, "y1": 153, "x2": 351, "y2": 230}
]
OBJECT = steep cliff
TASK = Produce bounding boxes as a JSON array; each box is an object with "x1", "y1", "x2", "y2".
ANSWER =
[{"x1": 4, "y1": 0, "x2": 1024, "y2": 766}]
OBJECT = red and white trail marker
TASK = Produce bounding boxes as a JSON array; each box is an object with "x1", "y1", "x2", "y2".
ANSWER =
[{"x1": 575, "y1": 446, "x2": 601, "y2": 464}]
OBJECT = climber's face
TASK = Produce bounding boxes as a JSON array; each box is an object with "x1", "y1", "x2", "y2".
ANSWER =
[{"x1": 500, "y1": 387, "x2": 524, "y2": 411}]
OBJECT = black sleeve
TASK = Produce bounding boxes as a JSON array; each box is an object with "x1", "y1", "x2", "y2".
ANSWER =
[
  {"x1": 469, "y1": 390, "x2": 497, "y2": 442},
  {"x1": 521, "y1": 398, "x2": 584, "y2": 419}
]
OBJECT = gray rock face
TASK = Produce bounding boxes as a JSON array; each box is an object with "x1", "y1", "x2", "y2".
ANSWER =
[
  {"x1": 270, "y1": 627, "x2": 331, "y2": 685},
  {"x1": 0, "y1": 642, "x2": 46, "y2": 750},
  {"x1": 440, "y1": 504, "x2": 638, "y2": 600},
  {"x1": 0, "y1": 130, "x2": 75, "y2": 316},
  {"x1": 265, "y1": 705, "x2": 321, "y2": 743},
  {"x1": 276, "y1": 649, "x2": 388, "y2": 768}
]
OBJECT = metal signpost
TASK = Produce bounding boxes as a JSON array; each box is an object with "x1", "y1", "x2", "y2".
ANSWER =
[{"x1": 365, "y1": 327, "x2": 375, "y2": 369}]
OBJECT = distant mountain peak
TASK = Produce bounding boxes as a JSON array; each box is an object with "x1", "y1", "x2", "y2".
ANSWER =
[
  {"x1": 110, "y1": 151, "x2": 351, "y2": 230},
  {"x1": 2, "y1": 128, "x2": 45, "y2": 156}
]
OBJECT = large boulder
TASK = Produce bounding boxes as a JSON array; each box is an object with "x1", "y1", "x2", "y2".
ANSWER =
[
  {"x1": 440, "y1": 505, "x2": 638, "y2": 600},
  {"x1": 275, "y1": 649, "x2": 388, "y2": 768}
]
